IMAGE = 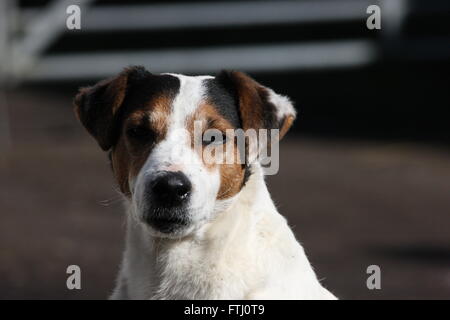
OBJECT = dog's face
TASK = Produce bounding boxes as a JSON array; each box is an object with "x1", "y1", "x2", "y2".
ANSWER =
[{"x1": 74, "y1": 67, "x2": 295, "y2": 238}]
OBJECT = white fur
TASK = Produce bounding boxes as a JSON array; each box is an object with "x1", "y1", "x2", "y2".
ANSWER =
[
  {"x1": 265, "y1": 87, "x2": 297, "y2": 122},
  {"x1": 110, "y1": 74, "x2": 336, "y2": 300}
]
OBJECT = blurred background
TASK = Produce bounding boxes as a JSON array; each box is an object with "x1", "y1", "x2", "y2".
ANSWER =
[{"x1": 1, "y1": 0, "x2": 450, "y2": 299}]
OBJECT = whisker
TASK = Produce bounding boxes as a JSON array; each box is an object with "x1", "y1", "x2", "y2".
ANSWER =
[
  {"x1": 98, "y1": 195, "x2": 124, "y2": 207},
  {"x1": 98, "y1": 186, "x2": 131, "y2": 207}
]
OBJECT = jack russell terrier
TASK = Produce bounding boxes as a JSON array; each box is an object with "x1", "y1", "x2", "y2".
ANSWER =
[{"x1": 74, "y1": 66, "x2": 336, "y2": 300}]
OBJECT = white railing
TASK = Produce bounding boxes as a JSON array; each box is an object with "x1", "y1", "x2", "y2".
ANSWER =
[
  {"x1": 27, "y1": 40, "x2": 378, "y2": 81},
  {"x1": 5, "y1": 0, "x2": 442, "y2": 82}
]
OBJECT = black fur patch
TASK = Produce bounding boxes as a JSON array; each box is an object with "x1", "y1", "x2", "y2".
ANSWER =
[
  {"x1": 257, "y1": 87, "x2": 278, "y2": 130},
  {"x1": 242, "y1": 164, "x2": 252, "y2": 188},
  {"x1": 204, "y1": 77, "x2": 241, "y2": 129}
]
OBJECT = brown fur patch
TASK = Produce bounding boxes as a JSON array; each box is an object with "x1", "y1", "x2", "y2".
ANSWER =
[
  {"x1": 186, "y1": 103, "x2": 246, "y2": 200},
  {"x1": 279, "y1": 115, "x2": 295, "y2": 139},
  {"x1": 110, "y1": 94, "x2": 172, "y2": 196}
]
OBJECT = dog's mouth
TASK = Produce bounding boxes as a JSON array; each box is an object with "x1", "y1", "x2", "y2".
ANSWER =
[{"x1": 145, "y1": 208, "x2": 189, "y2": 234}]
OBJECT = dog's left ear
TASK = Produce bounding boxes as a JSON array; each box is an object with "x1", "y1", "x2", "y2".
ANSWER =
[{"x1": 215, "y1": 70, "x2": 296, "y2": 139}]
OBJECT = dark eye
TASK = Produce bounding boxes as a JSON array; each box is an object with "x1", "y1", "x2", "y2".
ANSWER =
[
  {"x1": 203, "y1": 130, "x2": 227, "y2": 146},
  {"x1": 126, "y1": 125, "x2": 154, "y2": 142}
]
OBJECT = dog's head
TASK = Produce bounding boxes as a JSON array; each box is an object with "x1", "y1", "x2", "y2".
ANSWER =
[{"x1": 74, "y1": 66, "x2": 295, "y2": 238}]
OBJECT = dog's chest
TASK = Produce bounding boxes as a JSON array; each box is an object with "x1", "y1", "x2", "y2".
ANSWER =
[{"x1": 151, "y1": 239, "x2": 259, "y2": 299}]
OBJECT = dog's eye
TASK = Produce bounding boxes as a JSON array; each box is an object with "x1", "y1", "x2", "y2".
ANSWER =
[
  {"x1": 127, "y1": 126, "x2": 154, "y2": 142},
  {"x1": 202, "y1": 130, "x2": 227, "y2": 146}
]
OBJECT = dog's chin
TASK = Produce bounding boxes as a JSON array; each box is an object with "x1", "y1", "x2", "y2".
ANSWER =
[
  {"x1": 142, "y1": 207, "x2": 194, "y2": 239},
  {"x1": 146, "y1": 224, "x2": 196, "y2": 239}
]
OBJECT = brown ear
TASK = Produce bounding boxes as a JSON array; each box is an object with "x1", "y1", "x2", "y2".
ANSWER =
[
  {"x1": 215, "y1": 70, "x2": 296, "y2": 140},
  {"x1": 73, "y1": 66, "x2": 150, "y2": 151}
]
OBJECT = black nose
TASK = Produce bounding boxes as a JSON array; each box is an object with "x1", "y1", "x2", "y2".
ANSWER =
[{"x1": 151, "y1": 171, "x2": 191, "y2": 207}]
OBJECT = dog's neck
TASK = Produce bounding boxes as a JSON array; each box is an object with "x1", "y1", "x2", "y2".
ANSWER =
[{"x1": 120, "y1": 164, "x2": 276, "y2": 299}]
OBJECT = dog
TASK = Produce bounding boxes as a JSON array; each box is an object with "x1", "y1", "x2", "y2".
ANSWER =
[{"x1": 74, "y1": 66, "x2": 336, "y2": 300}]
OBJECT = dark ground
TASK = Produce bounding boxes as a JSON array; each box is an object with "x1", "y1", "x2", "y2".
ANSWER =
[{"x1": 1, "y1": 88, "x2": 450, "y2": 300}]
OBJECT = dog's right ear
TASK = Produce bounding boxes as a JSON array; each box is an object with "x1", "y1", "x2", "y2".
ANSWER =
[{"x1": 73, "y1": 66, "x2": 150, "y2": 151}]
